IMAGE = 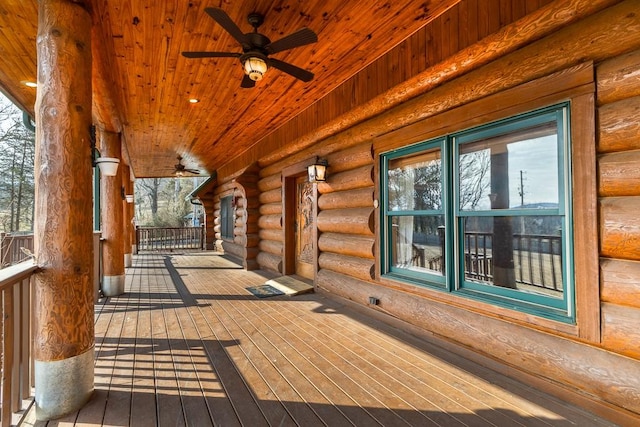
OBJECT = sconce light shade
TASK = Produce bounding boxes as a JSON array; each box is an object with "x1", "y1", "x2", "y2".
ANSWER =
[
  {"x1": 95, "y1": 157, "x2": 120, "y2": 176},
  {"x1": 125, "y1": 194, "x2": 134, "y2": 203},
  {"x1": 243, "y1": 55, "x2": 268, "y2": 81},
  {"x1": 308, "y1": 158, "x2": 328, "y2": 182}
]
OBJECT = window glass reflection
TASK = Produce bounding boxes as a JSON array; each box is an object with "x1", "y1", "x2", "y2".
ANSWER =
[
  {"x1": 390, "y1": 215, "x2": 445, "y2": 276},
  {"x1": 461, "y1": 216, "x2": 563, "y2": 298},
  {"x1": 388, "y1": 149, "x2": 442, "y2": 211},
  {"x1": 458, "y1": 122, "x2": 559, "y2": 211}
]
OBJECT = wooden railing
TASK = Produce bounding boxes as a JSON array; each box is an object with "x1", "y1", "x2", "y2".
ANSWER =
[
  {"x1": 135, "y1": 226, "x2": 205, "y2": 253},
  {"x1": 0, "y1": 233, "x2": 34, "y2": 269},
  {"x1": 0, "y1": 261, "x2": 36, "y2": 427}
]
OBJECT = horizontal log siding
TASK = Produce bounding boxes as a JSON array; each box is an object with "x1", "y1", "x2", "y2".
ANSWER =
[
  {"x1": 597, "y1": 48, "x2": 640, "y2": 360},
  {"x1": 212, "y1": 167, "x2": 260, "y2": 269},
  {"x1": 316, "y1": 143, "x2": 375, "y2": 282},
  {"x1": 256, "y1": 172, "x2": 283, "y2": 273},
  {"x1": 199, "y1": 189, "x2": 216, "y2": 251}
]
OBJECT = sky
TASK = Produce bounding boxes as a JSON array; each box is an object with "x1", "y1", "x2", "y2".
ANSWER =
[{"x1": 507, "y1": 135, "x2": 559, "y2": 208}]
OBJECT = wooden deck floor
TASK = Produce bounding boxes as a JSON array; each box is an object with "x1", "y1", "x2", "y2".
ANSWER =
[{"x1": 30, "y1": 252, "x2": 615, "y2": 426}]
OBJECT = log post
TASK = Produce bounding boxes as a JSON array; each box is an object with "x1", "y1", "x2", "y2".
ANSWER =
[
  {"x1": 33, "y1": 0, "x2": 94, "y2": 419},
  {"x1": 122, "y1": 164, "x2": 132, "y2": 267},
  {"x1": 129, "y1": 177, "x2": 136, "y2": 254},
  {"x1": 99, "y1": 129, "x2": 125, "y2": 295}
]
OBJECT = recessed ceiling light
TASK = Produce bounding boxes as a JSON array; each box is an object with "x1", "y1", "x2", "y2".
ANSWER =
[
  {"x1": 189, "y1": 98, "x2": 199, "y2": 103},
  {"x1": 22, "y1": 81, "x2": 38, "y2": 88}
]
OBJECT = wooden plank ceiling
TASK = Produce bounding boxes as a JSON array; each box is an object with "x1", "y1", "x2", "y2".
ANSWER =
[{"x1": 0, "y1": 0, "x2": 460, "y2": 178}]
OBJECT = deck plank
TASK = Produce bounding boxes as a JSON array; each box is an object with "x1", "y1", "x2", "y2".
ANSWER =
[
  {"x1": 45, "y1": 252, "x2": 618, "y2": 427},
  {"x1": 152, "y1": 261, "x2": 186, "y2": 427},
  {"x1": 129, "y1": 261, "x2": 159, "y2": 427}
]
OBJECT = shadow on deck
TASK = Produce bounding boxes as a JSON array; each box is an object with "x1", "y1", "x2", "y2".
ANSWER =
[{"x1": 25, "y1": 252, "x2": 614, "y2": 426}]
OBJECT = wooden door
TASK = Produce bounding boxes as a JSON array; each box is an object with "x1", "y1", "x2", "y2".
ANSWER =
[{"x1": 295, "y1": 176, "x2": 314, "y2": 279}]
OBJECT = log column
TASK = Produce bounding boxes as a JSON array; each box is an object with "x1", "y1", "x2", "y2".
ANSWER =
[
  {"x1": 129, "y1": 177, "x2": 136, "y2": 255},
  {"x1": 33, "y1": 0, "x2": 94, "y2": 419},
  {"x1": 99, "y1": 129, "x2": 125, "y2": 295},
  {"x1": 122, "y1": 164, "x2": 132, "y2": 267}
]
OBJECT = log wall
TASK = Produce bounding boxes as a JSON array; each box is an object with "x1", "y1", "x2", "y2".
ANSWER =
[
  {"x1": 596, "y1": 48, "x2": 640, "y2": 360},
  {"x1": 203, "y1": 189, "x2": 216, "y2": 251},
  {"x1": 255, "y1": 168, "x2": 283, "y2": 273},
  {"x1": 215, "y1": 1, "x2": 640, "y2": 422},
  {"x1": 212, "y1": 166, "x2": 260, "y2": 270}
]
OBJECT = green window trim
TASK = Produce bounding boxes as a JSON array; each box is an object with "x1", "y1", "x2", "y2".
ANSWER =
[
  {"x1": 220, "y1": 195, "x2": 234, "y2": 240},
  {"x1": 380, "y1": 103, "x2": 574, "y2": 323}
]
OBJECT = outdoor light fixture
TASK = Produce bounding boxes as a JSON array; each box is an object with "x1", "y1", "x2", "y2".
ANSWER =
[
  {"x1": 242, "y1": 54, "x2": 268, "y2": 81},
  {"x1": 308, "y1": 158, "x2": 328, "y2": 183},
  {"x1": 95, "y1": 157, "x2": 120, "y2": 177}
]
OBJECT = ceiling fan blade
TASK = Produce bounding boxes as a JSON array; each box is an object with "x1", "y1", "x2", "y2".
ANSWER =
[
  {"x1": 181, "y1": 51, "x2": 240, "y2": 58},
  {"x1": 205, "y1": 7, "x2": 250, "y2": 49},
  {"x1": 265, "y1": 27, "x2": 317, "y2": 55},
  {"x1": 185, "y1": 168, "x2": 200, "y2": 175},
  {"x1": 240, "y1": 74, "x2": 256, "y2": 88},
  {"x1": 268, "y1": 59, "x2": 314, "y2": 82}
]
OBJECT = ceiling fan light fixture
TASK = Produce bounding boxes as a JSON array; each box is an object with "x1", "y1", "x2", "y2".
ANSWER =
[{"x1": 243, "y1": 55, "x2": 268, "y2": 81}]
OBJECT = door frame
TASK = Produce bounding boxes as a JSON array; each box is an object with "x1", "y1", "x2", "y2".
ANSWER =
[{"x1": 282, "y1": 158, "x2": 318, "y2": 283}]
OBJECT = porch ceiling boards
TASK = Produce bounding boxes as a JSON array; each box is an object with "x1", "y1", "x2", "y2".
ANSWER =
[
  {"x1": 0, "y1": 0, "x2": 461, "y2": 178},
  {"x1": 27, "y1": 252, "x2": 614, "y2": 426}
]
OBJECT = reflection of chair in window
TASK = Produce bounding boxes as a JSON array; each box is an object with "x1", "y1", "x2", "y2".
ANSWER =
[
  {"x1": 427, "y1": 254, "x2": 443, "y2": 272},
  {"x1": 411, "y1": 244, "x2": 425, "y2": 267}
]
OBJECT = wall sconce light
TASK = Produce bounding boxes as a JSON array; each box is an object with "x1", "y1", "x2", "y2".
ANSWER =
[
  {"x1": 95, "y1": 157, "x2": 120, "y2": 177},
  {"x1": 125, "y1": 194, "x2": 134, "y2": 203},
  {"x1": 90, "y1": 125, "x2": 120, "y2": 177},
  {"x1": 308, "y1": 158, "x2": 328, "y2": 182}
]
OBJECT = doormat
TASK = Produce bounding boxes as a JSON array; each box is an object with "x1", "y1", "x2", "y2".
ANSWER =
[{"x1": 246, "y1": 284, "x2": 285, "y2": 298}]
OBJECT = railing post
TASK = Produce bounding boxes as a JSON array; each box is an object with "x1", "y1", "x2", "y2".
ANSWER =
[
  {"x1": 2, "y1": 285, "x2": 15, "y2": 425},
  {"x1": 0, "y1": 232, "x2": 6, "y2": 267},
  {"x1": 135, "y1": 226, "x2": 139, "y2": 254},
  {"x1": 11, "y1": 284, "x2": 20, "y2": 412},
  {"x1": 201, "y1": 224, "x2": 205, "y2": 250},
  {"x1": 20, "y1": 277, "x2": 32, "y2": 400}
]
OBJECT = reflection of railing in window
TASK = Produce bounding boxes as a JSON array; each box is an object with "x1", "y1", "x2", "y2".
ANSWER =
[
  {"x1": 463, "y1": 231, "x2": 563, "y2": 291},
  {"x1": 409, "y1": 229, "x2": 563, "y2": 291}
]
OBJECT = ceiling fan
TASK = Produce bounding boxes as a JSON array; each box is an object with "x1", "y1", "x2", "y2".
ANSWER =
[
  {"x1": 174, "y1": 156, "x2": 200, "y2": 176},
  {"x1": 181, "y1": 7, "x2": 317, "y2": 88}
]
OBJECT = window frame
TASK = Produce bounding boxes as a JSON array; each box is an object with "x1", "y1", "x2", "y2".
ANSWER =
[
  {"x1": 220, "y1": 195, "x2": 234, "y2": 240},
  {"x1": 381, "y1": 138, "x2": 451, "y2": 288},
  {"x1": 373, "y1": 63, "x2": 598, "y2": 340},
  {"x1": 380, "y1": 103, "x2": 576, "y2": 322}
]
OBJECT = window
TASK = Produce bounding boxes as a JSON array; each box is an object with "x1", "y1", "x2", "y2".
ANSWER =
[
  {"x1": 381, "y1": 104, "x2": 574, "y2": 321},
  {"x1": 220, "y1": 195, "x2": 234, "y2": 239}
]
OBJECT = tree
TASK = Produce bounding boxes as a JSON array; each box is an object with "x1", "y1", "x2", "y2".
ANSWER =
[
  {"x1": 0, "y1": 95, "x2": 35, "y2": 232},
  {"x1": 136, "y1": 178, "x2": 162, "y2": 223},
  {"x1": 134, "y1": 177, "x2": 197, "y2": 227}
]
